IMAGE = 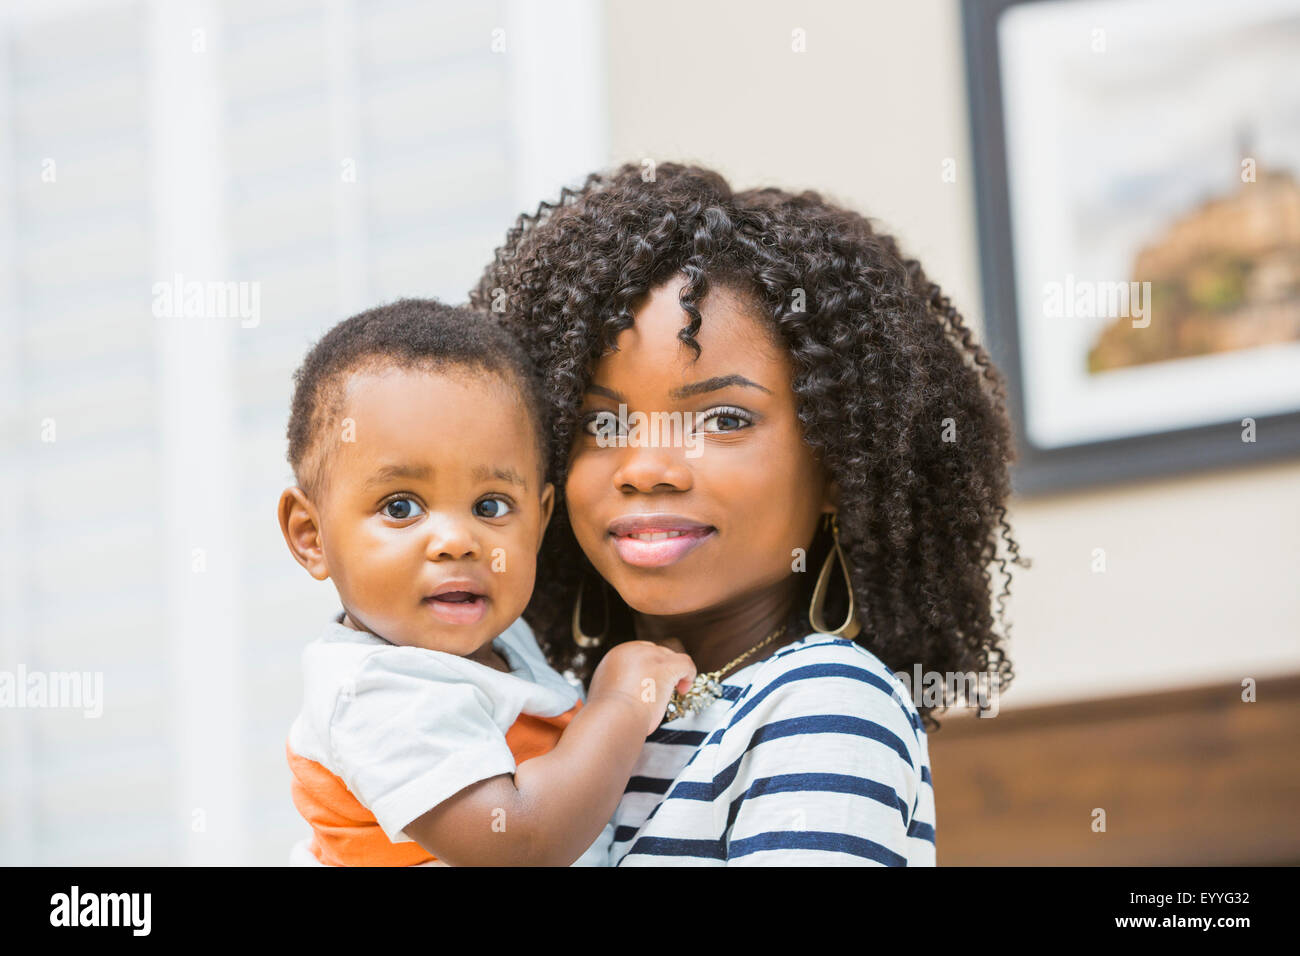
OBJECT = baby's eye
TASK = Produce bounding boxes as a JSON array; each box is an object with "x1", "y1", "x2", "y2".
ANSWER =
[
  {"x1": 474, "y1": 498, "x2": 513, "y2": 519},
  {"x1": 383, "y1": 498, "x2": 424, "y2": 520},
  {"x1": 696, "y1": 407, "x2": 753, "y2": 433},
  {"x1": 582, "y1": 410, "x2": 623, "y2": 436}
]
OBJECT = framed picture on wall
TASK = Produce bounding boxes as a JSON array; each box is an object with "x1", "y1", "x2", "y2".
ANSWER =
[{"x1": 962, "y1": 0, "x2": 1300, "y2": 495}]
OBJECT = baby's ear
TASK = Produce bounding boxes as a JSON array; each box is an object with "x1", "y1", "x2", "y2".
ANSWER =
[
  {"x1": 278, "y1": 487, "x2": 329, "y2": 580},
  {"x1": 537, "y1": 482, "x2": 556, "y2": 547}
]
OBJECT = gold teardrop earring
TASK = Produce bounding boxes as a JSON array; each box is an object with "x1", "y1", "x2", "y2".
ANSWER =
[
  {"x1": 571, "y1": 574, "x2": 608, "y2": 649},
  {"x1": 809, "y1": 511, "x2": 861, "y2": 640}
]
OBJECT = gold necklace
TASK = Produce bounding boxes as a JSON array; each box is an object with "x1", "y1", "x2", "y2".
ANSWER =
[{"x1": 662, "y1": 624, "x2": 788, "y2": 723}]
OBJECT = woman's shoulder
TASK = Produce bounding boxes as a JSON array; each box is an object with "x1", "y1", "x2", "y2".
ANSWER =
[{"x1": 725, "y1": 632, "x2": 927, "y2": 749}]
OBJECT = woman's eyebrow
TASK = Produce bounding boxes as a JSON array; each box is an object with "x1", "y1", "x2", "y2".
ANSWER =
[{"x1": 585, "y1": 375, "x2": 771, "y2": 402}]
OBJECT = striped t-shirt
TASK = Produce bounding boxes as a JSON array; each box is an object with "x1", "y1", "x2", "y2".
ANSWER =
[{"x1": 610, "y1": 632, "x2": 936, "y2": 866}]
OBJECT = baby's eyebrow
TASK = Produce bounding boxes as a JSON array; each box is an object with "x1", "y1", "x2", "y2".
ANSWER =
[
  {"x1": 472, "y1": 464, "x2": 528, "y2": 489},
  {"x1": 365, "y1": 462, "x2": 528, "y2": 490},
  {"x1": 365, "y1": 463, "x2": 433, "y2": 487}
]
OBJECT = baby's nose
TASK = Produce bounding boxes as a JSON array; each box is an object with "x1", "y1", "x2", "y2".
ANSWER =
[{"x1": 424, "y1": 519, "x2": 480, "y2": 560}]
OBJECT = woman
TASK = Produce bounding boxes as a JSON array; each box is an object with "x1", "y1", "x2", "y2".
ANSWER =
[{"x1": 471, "y1": 162, "x2": 1024, "y2": 865}]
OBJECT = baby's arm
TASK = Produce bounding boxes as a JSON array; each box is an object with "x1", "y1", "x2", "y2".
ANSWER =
[{"x1": 404, "y1": 641, "x2": 694, "y2": 866}]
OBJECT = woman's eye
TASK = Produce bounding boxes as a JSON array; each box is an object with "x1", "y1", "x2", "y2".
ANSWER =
[
  {"x1": 697, "y1": 407, "x2": 753, "y2": 433},
  {"x1": 383, "y1": 498, "x2": 424, "y2": 520},
  {"x1": 474, "y1": 498, "x2": 513, "y2": 519},
  {"x1": 582, "y1": 410, "x2": 622, "y2": 436}
]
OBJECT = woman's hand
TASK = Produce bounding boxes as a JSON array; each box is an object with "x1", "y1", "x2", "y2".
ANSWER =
[{"x1": 588, "y1": 641, "x2": 697, "y2": 737}]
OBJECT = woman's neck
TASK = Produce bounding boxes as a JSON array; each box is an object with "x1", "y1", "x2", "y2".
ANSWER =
[{"x1": 630, "y1": 575, "x2": 803, "y2": 675}]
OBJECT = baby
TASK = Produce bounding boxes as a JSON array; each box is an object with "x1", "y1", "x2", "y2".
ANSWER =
[{"x1": 278, "y1": 298, "x2": 695, "y2": 866}]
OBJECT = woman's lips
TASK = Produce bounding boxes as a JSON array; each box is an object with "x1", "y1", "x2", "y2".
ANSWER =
[{"x1": 608, "y1": 525, "x2": 716, "y2": 568}]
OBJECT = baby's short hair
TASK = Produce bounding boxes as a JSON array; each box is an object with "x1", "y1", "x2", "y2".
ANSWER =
[{"x1": 287, "y1": 298, "x2": 551, "y2": 500}]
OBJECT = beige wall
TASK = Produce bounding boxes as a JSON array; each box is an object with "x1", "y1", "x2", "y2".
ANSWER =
[{"x1": 600, "y1": 0, "x2": 1300, "y2": 708}]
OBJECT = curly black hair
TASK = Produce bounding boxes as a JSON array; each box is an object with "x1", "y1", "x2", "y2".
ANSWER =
[
  {"x1": 286, "y1": 297, "x2": 551, "y2": 500},
  {"x1": 471, "y1": 162, "x2": 1028, "y2": 731}
]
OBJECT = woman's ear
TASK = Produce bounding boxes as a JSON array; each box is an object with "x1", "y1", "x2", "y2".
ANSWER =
[
  {"x1": 821, "y1": 475, "x2": 841, "y2": 516},
  {"x1": 537, "y1": 482, "x2": 556, "y2": 549},
  {"x1": 278, "y1": 487, "x2": 330, "y2": 580}
]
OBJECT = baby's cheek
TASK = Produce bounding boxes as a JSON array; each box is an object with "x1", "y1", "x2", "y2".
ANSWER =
[
  {"x1": 497, "y1": 541, "x2": 535, "y2": 583},
  {"x1": 491, "y1": 542, "x2": 537, "y2": 615}
]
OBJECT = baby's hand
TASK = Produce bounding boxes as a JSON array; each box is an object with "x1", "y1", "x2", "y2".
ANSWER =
[{"x1": 588, "y1": 641, "x2": 697, "y2": 737}]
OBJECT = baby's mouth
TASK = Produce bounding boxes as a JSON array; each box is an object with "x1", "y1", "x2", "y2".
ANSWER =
[
  {"x1": 430, "y1": 591, "x2": 478, "y2": 603},
  {"x1": 423, "y1": 586, "x2": 489, "y2": 625}
]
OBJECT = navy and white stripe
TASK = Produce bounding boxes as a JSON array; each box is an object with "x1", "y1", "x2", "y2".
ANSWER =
[{"x1": 611, "y1": 633, "x2": 936, "y2": 866}]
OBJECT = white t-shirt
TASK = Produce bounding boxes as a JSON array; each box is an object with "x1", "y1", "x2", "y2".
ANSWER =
[
  {"x1": 609, "y1": 633, "x2": 937, "y2": 866},
  {"x1": 287, "y1": 614, "x2": 613, "y2": 866}
]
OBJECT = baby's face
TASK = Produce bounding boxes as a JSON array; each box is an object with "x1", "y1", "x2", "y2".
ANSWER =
[{"x1": 313, "y1": 366, "x2": 553, "y2": 657}]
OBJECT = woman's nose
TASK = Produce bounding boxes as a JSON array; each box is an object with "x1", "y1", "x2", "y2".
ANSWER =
[{"x1": 611, "y1": 443, "x2": 694, "y2": 494}]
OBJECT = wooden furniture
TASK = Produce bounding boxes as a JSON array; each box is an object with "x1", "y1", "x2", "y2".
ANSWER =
[{"x1": 927, "y1": 673, "x2": 1300, "y2": 865}]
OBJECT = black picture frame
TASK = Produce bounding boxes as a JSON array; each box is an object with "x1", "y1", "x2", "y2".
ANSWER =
[{"x1": 961, "y1": 0, "x2": 1300, "y2": 497}]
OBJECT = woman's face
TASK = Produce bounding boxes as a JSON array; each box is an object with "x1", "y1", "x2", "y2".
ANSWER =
[{"x1": 565, "y1": 273, "x2": 834, "y2": 619}]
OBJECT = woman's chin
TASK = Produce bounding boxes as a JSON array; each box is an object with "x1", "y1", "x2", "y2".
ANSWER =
[{"x1": 610, "y1": 582, "x2": 716, "y2": 619}]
